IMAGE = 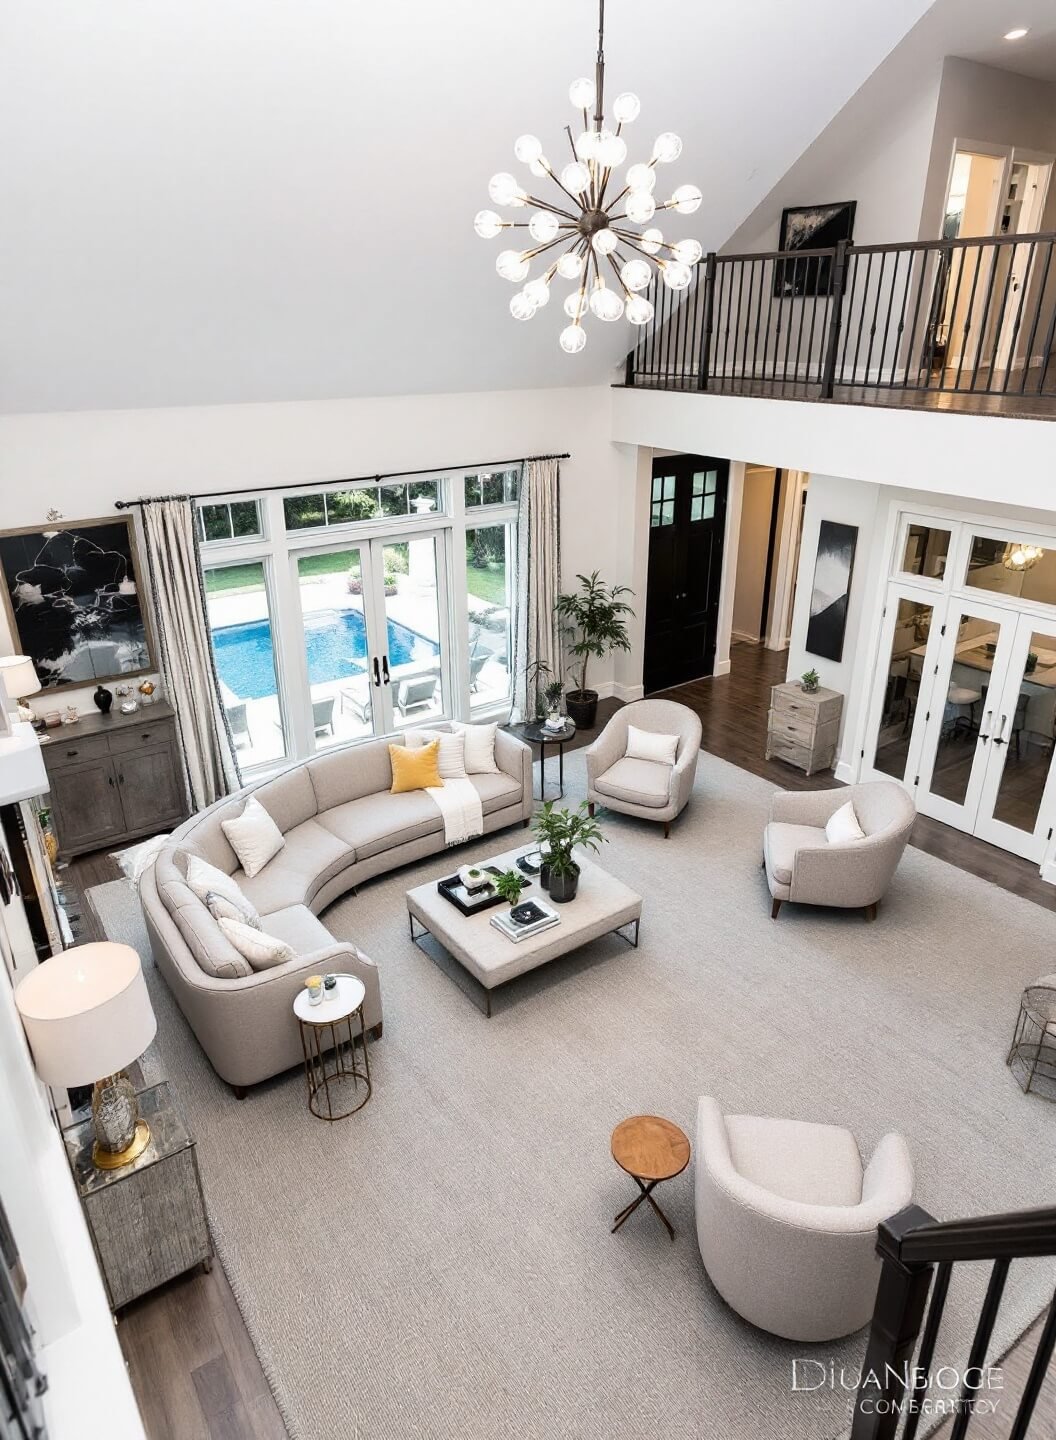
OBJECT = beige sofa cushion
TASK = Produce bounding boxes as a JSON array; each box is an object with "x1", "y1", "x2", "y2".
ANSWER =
[
  {"x1": 307, "y1": 740, "x2": 394, "y2": 812},
  {"x1": 185, "y1": 808, "x2": 242, "y2": 873},
  {"x1": 469, "y1": 772, "x2": 525, "y2": 815},
  {"x1": 158, "y1": 876, "x2": 252, "y2": 979},
  {"x1": 725, "y1": 1114, "x2": 863, "y2": 1207},
  {"x1": 594, "y1": 756, "x2": 671, "y2": 810},
  {"x1": 262, "y1": 904, "x2": 337, "y2": 955},
  {"x1": 253, "y1": 766, "x2": 318, "y2": 832},
  {"x1": 317, "y1": 790, "x2": 442, "y2": 859},
  {"x1": 217, "y1": 917, "x2": 295, "y2": 970},
  {"x1": 237, "y1": 819, "x2": 354, "y2": 913},
  {"x1": 764, "y1": 822, "x2": 827, "y2": 886}
]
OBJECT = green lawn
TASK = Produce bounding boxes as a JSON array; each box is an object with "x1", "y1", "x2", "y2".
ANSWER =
[
  {"x1": 466, "y1": 562, "x2": 506, "y2": 607},
  {"x1": 204, "y1": 551, "x2": 357, "y2": 594}
]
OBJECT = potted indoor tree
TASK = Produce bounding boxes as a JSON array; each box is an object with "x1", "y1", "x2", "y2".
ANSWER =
[
  {"x1": 556, "y1": 571, "x2": 634, "y2": 730},
  {"x1": 532, "y1": 801, "x2": 605, "y2": 903}
]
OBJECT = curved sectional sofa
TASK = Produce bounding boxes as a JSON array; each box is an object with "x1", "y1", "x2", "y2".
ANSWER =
[{"x1": 140, "y1": 725, "x2": 532, "y2": 1093}]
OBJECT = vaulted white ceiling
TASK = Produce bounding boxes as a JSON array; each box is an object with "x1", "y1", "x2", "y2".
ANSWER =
[{"x1": 1, "y1": 0, "x2": 949, "y2": 412}]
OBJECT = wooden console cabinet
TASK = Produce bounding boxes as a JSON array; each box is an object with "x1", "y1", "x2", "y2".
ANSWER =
[
  {"x1": 766, "y1": 681, "x2": 843, "y2": 777},
  {"x1": 40, "y1": 702, "x2": 188, "y2": 857}
]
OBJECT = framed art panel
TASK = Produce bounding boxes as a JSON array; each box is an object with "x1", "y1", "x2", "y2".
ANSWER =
[
  {"x1": 0, "y1": 515, "x2": 155, "y2": 689},
  {"x1": 773, "y1": 200, "x2": 856, "y2": 297},
  {"x1": 806, "y1": 520, "x2": 858, "y2": 663}
]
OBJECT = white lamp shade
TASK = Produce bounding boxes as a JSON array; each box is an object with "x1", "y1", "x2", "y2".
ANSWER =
[
  {"x1": 0, "y1": 655, "x2": 41, "y2": 700},
  {"x1": 15, "y1": 943, "x2": 157, "y2": 1087}
]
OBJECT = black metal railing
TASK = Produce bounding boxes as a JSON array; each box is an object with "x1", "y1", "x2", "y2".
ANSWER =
[
  {"x1": 624, "y1": 232, "x2": 1056, "y2": 405},
  {"x1": 850, "y1": 1203, "x2": 1056, "y2": 1439}
]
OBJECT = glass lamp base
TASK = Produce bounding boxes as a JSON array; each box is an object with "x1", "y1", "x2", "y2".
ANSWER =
[
  {"x1": 91, "y1": 1073, "x2": 150, "y2": 1169},
  {"x1": 93, "y1": 1120, "x2": 151, "y2": 1170}
]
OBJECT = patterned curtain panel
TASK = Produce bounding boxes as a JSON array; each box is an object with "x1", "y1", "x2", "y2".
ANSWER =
[
  {"x1": 512, "y1": 457, "x2": 562, "y2": 722},
  {"x1": 140, "y1": 498, "x2": 241, "y2": 809}
]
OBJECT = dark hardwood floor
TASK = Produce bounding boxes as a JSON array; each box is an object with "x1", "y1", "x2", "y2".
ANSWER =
[{"x1": 63, "y1": 679, "x2": 1053, "y2": 1438}]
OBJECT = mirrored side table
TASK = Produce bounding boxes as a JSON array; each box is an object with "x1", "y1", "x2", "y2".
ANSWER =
[{"x1": 63, "y1": 1080, "x2": 212, "y2": 1310}]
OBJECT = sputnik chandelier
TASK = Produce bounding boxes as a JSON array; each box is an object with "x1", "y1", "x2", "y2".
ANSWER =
[{"x1": 475, "y1": 0, "x2": 702, "y2": 353}]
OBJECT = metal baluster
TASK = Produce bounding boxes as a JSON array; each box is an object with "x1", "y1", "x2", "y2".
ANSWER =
[
  {"x1": 971, "y1": 239, "x2": 1003, "y2": 392},
  {"x1": 1035, "y1": 248, "x2": 1056, "y2": 395},
  {"x1": 793, "y1": 252, "x2": 810, "y2": 388},
  {"x1": 732, "y1": 258, "x2": 746, "y2": 385},
  {"x1": 1019, "y1": 239, "x2": 1052, "y2": 394},
  {"x1": 904, "y1": 248, "x2": 930, "y2": 389},
  {"x1": 781, "y1": 256, "x2": 798, "y2": 385},
  {"x1": 744, "y1": 257, "x2": 758, "y2": 383},
  {"x1": 851, "y1": 251, "x2": 874, "y2": 383},
  {"x1": 954, "y1": 238, "x2": 985, "y2": 390},
  {"x1": 1007, "y1": 1283, "x2": 1056, "y2": 1440},
  {"x1": 889, "y1": 250, "x2": 913, "y2": 389},
  {"x1": 901, "y1": 1261, "x2": 952, "y2": 1440},
  {"x1": 697, "y1": 252, "x2": 716, "y2": 390},
  {"x1": 980, "y1": 238, "x2": 1015, "y2": 392},
  {"x1": 762, "y1": 252, "x2": 777, "y2": 382},
  {"x1": 821, "y1": 241, "x2": 848, "y2": 398},
  {"x1": 948, "y1": 1257, "x2": 1010, "y2": 1440},
  {"x1": 720, "y1": 259, "x2": 733, "y2": 384},
  {"x1": 999, "y1": 239, "x2": 1037, "y2": 394},
  {"x1": 863, "y1": 249, "x2": 885, "y2": 384},
  {"x1": 877, "y1": 249, "x2": 901, "y2": 386},
  {"x1": 941, "y1": 246, "x2": 967, "y2": 391}
]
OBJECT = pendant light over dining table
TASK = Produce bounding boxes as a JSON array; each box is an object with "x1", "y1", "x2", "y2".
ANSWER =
[{"x1": 475, "y1": 0, "x2": 702, "y2": 353}]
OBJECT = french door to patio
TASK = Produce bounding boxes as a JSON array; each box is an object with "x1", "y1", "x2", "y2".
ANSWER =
[
  {"x1": 291, "y1": 529, "x2": 451, "y2": 752},
  {"x1": 864, "y1": 588, "x2": 1056, "y2": 860}
]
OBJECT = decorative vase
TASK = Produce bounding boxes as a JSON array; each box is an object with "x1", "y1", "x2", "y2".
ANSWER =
[
  {"x1": 801, "y1": 681, "x2": 819, "y2": 695},
  {"x1": 564, "y1": 690, "x2": 598, "y2": 729},
  {"x1": 93, "y1": 684, "x2": 113, "y2": 714},
  {"x1": 548, "y1": 864, "x2": 580, "y2": 904}
]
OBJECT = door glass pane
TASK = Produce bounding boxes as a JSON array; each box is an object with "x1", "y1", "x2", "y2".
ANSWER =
[
  {"x1": 204, "y1": 561, "x2": 287, "y2": 768},
  {"x1": 873, "y1": 598, "x2": 932, "y2": 779},
  {"x1": 692, "y1": 472, "x2": 705, "y2": 497},
  {"x1": 900, "y1": 524, "x2": 950, "y2": 580},
  {"x1": 466, "y1": 523, "x2": 513, "y2": 710},
  {"x1": 928, "y1": 612, "x2": 994, "y2": 805},
  {"x1": 965, "y1": 535, "x2": 1056, "y2": 605},
  {"x1": 383, "y1": 539, "x2": 444, "y2": 729},
  {"x1": 296, "y1": 547, "x2": 374, "y2": 749},
  {"x1": 991, "y1": 629, "x2": 1056, "y2": 833}
]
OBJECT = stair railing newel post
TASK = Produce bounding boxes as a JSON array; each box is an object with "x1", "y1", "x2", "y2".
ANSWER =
[
  {"x1": 821, "y1": 237, "x2": 850, "y2": 399},
  {"x1": 697, "y1": 251, "x2": 717, "y2": 390},
  {"x1": 850, "y1": 1205, "x2": 937, "y2": 1440}
]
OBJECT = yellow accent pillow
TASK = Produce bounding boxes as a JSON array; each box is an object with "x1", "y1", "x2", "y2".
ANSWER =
[{"x1": 389, "y1": 739, "x2": 443, "y2": 793}]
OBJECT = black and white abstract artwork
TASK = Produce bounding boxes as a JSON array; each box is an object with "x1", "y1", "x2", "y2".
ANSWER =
[
  {"x1": 0, "y1": 518, "x2": 153, "y2": 688},
  {"x1": 806, "y1": 520, "x2": 858, "y2": 663},
  {"x1": 773, "y1": 201, "x2": 856, "y2": 297}
]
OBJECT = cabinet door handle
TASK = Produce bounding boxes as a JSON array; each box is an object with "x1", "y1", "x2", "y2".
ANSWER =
[
  {"x1": 139, "y1": 731, "x2": 151, "y2": 740},
  {"x1": 66, "y1": 748, "x2": 79, "y2": 757}
]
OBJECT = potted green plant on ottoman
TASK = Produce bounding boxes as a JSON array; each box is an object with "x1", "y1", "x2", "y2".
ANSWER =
[
  {"x1": 556, "y1": 571, "x2": 634, "y2": 730},
  {"x1": 532, "y1": 800, "x2": 605, "y2": 903}
]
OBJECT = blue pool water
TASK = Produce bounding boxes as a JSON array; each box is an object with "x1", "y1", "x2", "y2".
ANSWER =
[{"x1": 212, "y1": 609, "x2": 439, "y2": 700}]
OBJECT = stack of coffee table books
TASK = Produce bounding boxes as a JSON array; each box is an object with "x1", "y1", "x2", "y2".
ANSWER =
[{"x1": 490, "y1": 898, "x2": 560, "y2": 944}]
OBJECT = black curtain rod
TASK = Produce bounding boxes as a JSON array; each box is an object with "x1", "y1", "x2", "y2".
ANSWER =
[{"x1": 114, "y1": 452, "x2": 571, "y2": 510}]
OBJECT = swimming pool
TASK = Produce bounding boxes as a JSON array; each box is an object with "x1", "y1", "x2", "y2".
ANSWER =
[{"x1": 211, "y1": 608, "x2": 439, "y2": 701}]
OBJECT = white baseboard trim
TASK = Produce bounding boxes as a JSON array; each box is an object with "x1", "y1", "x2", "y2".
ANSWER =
[
  {"x1": 731, "y1": 630, "x2": 761, "y2": 645},
  {"x1": 1038, "y1": 858, "x2": 1056, "y2": 888},
  {"x1": 713, "y1": 659, "x2": 732, "y2": 678},
  {"x1": 594, "y1": 681, "x2": 645, "y2": 703},
  {"x1": 833, "y1": 758, "x2": 858, "y2": 785}
]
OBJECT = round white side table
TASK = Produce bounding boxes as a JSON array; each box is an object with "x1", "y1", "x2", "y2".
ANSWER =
[{"x1": 293, "y1": 974, "x2": 372, "y2": 1121}]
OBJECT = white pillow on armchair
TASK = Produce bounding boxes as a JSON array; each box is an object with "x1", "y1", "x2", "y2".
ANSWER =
[{"x1": 625, "y1": 723, "x2": 679, "y2": 766}]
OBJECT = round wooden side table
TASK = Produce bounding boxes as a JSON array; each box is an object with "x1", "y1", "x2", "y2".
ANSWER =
[
  {"x1": 293, "y1": 974, "x2": 372, "y2": 1122},
  {"x1": 610, "y1": 1115, "x2": 691, "y2": 1240}
]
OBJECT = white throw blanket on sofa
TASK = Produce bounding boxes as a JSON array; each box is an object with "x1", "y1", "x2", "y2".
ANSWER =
[{"x1": 426, "y1": 779, "x2": 483, "y2": 846}]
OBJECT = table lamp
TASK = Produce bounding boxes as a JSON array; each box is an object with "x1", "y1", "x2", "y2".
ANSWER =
[
  {"x1": 0, "y1": 655, "x2": 41, "y2": 731},
  {"x1": 15, "y1": 943, "x2": 158, "y2": 1169}
]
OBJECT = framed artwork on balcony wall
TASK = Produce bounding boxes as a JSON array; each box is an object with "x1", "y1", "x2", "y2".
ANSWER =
[
  {"x1": 0, "y1": 515, "x2": 155, "y2": 689},
  {"x1": 806, "y1": 520, "x2": 858, "y2": 663},
  {"x1": 774, "y1": 201, "x2": 856, "y2": 297}
]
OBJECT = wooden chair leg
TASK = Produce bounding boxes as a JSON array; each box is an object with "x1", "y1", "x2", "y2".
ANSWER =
[
  {"x1": 770, "y1": 898, "x2": 782, "y2": 919},
  {"x1": 865, "y1": 902, "x2": 878, "y2": 922},
  {"x1": 663, "y1": 820, "x2": 670, "y2": 839},
  {"x1": 588, "y1": 802, "x2": 595, "y2": 817},
  {"x1": 232, "y1": 1085, "x2": 248, "y2": 1100}
]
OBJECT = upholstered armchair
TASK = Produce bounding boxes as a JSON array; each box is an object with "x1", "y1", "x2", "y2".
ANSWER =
[
  {"x1": 694, "y1": 1097, "x2": 914, "y2": 1342},
  {"x1": 585, "y1": 699, "x2": 702, "y2": 837},
  {"x1": 763, "y1": 781, "x2": 916, "y2": 920}
]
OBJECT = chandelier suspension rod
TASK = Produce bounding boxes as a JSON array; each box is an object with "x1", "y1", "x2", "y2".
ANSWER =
[{"x1": 594, "y1": 0, "x2": 606, "y2": 133}]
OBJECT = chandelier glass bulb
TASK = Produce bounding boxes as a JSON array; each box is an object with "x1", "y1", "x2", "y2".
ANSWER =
[
  {"x1": 477, "y1": 0, "x2": 700, "y2": 353},
  {"x1": 672, "y1": 238, "x2": 703, "y2": 266},
  {"x1": 496, "y1": 249, "x2": 530, "y2": 283},
  {"x1": 561, "y1": 161, "x2": 590, "y2": 194},
  {"x1": 626, "y1": 163, "x2": 656, "y2": 193},
  {"x1": 557, "y1": 249, "x2": 585, "y2": 279},
  {"x1": 528, "y1": 211, "x2": 561, "y2": 243},
  {"x1": 652, "y1": 132, "x2": 683, "y2": 164},
  {"x1": 625, "y1": 191, "x2": 656, "y2": 223},
  {"x1": 612, "y1": 92, "x2": 641, "y2": 124},
  {"x1": 510, "y1": 291, "x2": 537, "y2": 321},
  {"x1": 661, "y1": 260, "x2": 692, "y2": 290},
  {"x1": 671, "y1": 183, "x2": 703, "y2": 215},
  {"x1": 514, "y1": 134, "x2": 543, "y2": 164},
  {"x1": 569, "y1": 77, "x2": 596, "y2": 109},
  {"x1": 474, "y1": 209, "x2": 505, "y2": 239},
  {"x1": 620, "y1": 258, "x2": 652, "y2": 292},
  {"x1": 626, "y1": 295, "x2": 655, "y2": 325},
  {"x1": 560, "y1": 323, "x2": 587, "y2": 353},
  {"x1": 589, "y1": 284, "x2": 625, "y2": 322}
]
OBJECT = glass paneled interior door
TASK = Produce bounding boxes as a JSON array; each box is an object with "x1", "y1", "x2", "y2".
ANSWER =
[{"x1": 861, "y1": 587, "x2": 942, "y2": 787}]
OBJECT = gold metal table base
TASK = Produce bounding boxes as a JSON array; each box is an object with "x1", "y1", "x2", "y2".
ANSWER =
[{"x1": 297, "y1": 1004, "x2": 372, "y2": 1121}]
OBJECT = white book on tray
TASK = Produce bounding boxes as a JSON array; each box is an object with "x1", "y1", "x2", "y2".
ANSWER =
[{"x1": 490, "y1": 900, "x2": 561, "y2": 943}]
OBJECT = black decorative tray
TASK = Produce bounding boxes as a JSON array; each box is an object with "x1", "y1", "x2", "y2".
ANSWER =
[{"x1": 437, "y1": 866, "x2": 508, "y2": 916}]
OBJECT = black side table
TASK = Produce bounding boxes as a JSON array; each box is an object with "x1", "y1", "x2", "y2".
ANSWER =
[{"x1": 508, "y1": 720, "x2": 577, "y2": 800}]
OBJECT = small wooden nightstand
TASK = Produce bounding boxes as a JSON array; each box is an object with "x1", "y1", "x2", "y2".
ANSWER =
[
  {"x1": 63, "y1": 1080, "x2": 211, "y2": 1310},
  {"x1": 766, "y1": 681, "x2": 843, "y2": 777}
]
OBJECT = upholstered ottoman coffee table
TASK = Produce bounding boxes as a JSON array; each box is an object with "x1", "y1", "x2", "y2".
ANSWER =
[{"x1": 406, "y1": 845, "x2": 642, "y2": 1016}]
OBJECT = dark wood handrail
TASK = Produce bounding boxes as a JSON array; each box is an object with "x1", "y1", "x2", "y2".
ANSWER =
[
  {"x1": 715, "y1": 230, "x2": 1056, "y2": 265},
  {"x1": 884, "y1": 1203, "x2": 1056, "y2": 1265}
]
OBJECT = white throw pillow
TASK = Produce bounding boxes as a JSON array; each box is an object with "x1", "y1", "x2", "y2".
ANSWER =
[
  {"x1": 453, "y1": 721, "x2": 499, "y2": 775},
  {"x1": 405, "y1": 728, "x2": 468, "y2": 779},
  {"x1": 217, "y1": 917, "x2": 295, "y2": 970},
  {"x1": 220, "y1": 795, "x2": 285, "y2": 878},
  {"x1": 825, "y1": 800, "x2": 866, "y2": 846},
  {"x1": 184, "y1": 854, "x2": 260, "y2": 920},
  {"x1": 205, "y1": 890, "x2": 262, "y2": 929},
  {"x1": 625, "y1": 723, "x2": 679, "y2": 766}
]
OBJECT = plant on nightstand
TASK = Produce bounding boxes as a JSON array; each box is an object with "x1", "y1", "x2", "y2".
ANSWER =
[
  {"x1": 493, "y1": 870, "x2": 528, "y2": 906},
  {"x1": 532, "y1": 800, "x2": 605, "y2": 904},
  {"x1": 800, "y1": 668, "x2": 820, "y2": 694}
]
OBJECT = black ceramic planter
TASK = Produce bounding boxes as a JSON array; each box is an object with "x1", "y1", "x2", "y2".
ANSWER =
[
  {"x1": 564, "y1": 690, "x2": 597, "y2": 730},
  {"x1": 539, "y1": 861, "x2": 551, "y2": 892},
  {"x1": 548, "y1": 866, "x2": 580, "y2": 904}
]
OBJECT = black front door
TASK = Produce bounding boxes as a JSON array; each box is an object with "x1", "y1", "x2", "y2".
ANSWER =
[{"x1": 643, "y1": 455, "x2": 728, "y2": 693}]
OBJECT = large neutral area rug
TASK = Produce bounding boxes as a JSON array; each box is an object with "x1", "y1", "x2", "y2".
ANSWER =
[{"x1": 90, "y1": 750, "x2": 1056, "y2": 1440}]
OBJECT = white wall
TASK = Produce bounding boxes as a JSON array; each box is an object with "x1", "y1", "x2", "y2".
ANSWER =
[
  {"x1": 0, "y1": 385, "x2": 636, "y2": 713},
  {"x1": 732, "y1": 467, "x2": 777, "y2": 643}
]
